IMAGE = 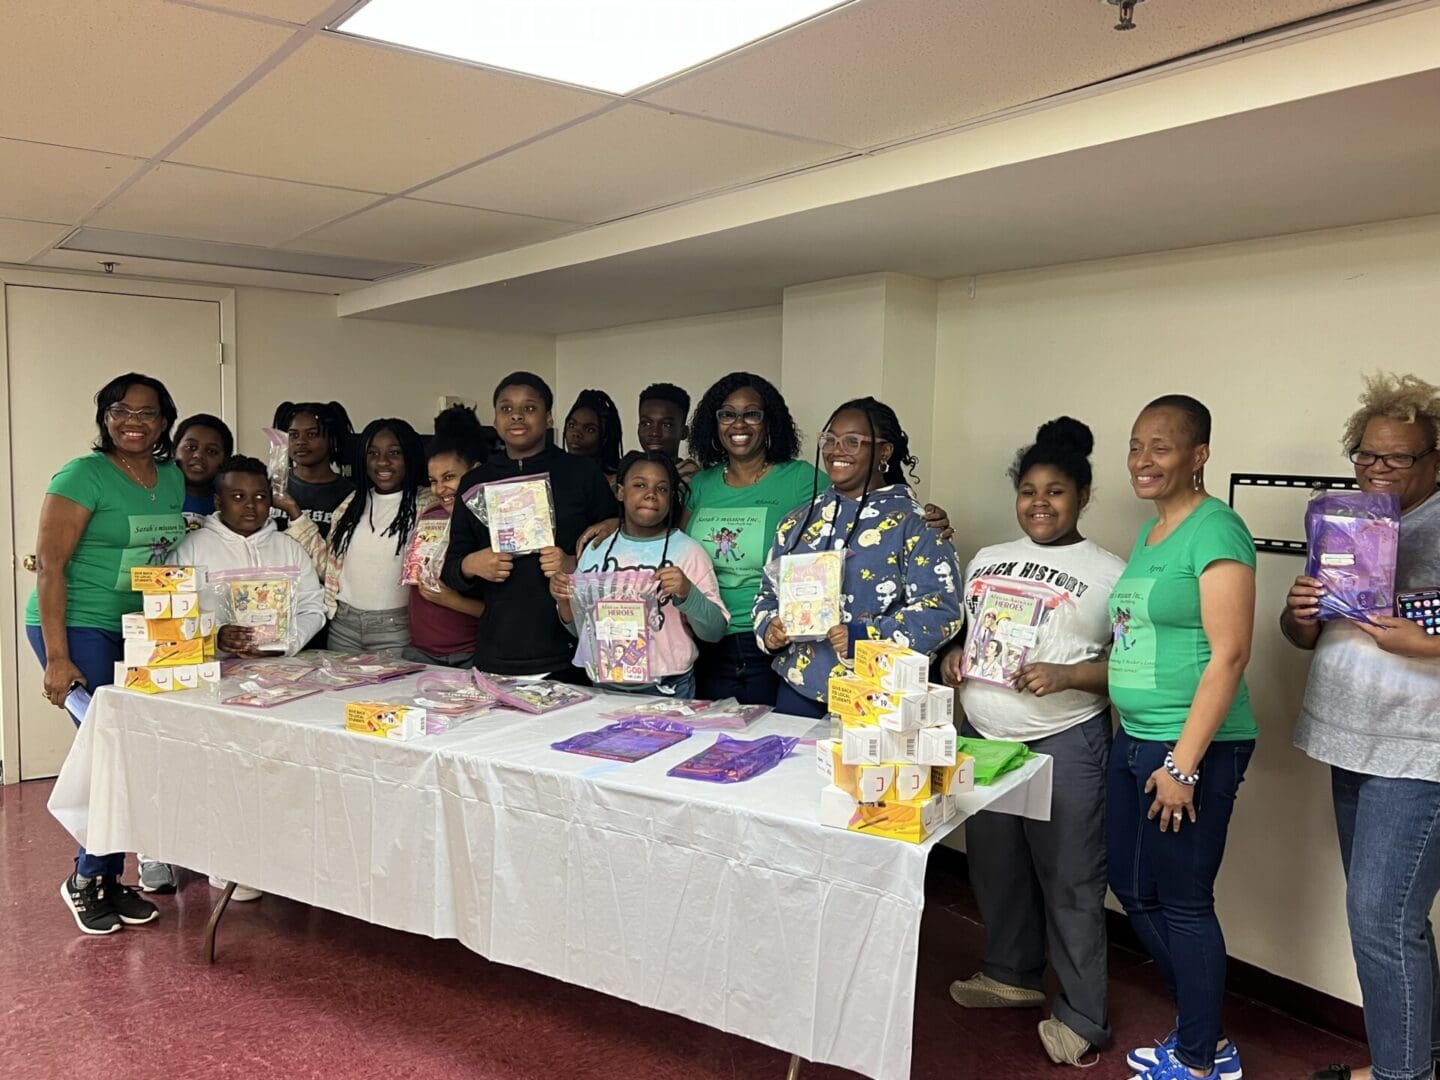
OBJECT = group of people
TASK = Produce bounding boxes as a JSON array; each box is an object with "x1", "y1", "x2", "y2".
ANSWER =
[{"x1": 24, "y1": 362, "x2": 1440, "y2": 1080}]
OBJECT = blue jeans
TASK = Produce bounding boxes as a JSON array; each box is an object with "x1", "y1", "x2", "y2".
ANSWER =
[
  {"x1": 599, "y1": 670, "x2": 697, "y2": 700},
  {"x1": 1333, "y1": 768, "x2": 1440, "y2": 1080},
  {"x1": 695, "y1": 633, "x2": 780, "y2": 706},
  {"x1": 775, "y1": 681, "x2": 827, "y2": 719},
  {"x1": 1106, "y1": 728, "x2": 1253, "y2": 1071},
  {"x1": 26, "y1": 624, "x2": 126, "y2": 879}
]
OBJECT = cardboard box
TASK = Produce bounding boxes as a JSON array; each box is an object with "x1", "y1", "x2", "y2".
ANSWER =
[
  {"x1": 817, "y1": 740, "x2": 895, "y2": 803},
  {"x1": 893, "y1": 763, "x2": 932, "y2": 802},
  {"x1": 129, "y1": 566, "x2": 198, "y2": 593},
  {"x1": 931, "y1": 754, "x2": 976, "y2": 798},
  {"x1": 113, "y1": 663, "x2": 174, "y2": 694},
  {"x1": 123, "y1": 613, "x2": 200, "y2": 641},
  {"x1": 171, "y1": 664, "x2": 199, "y2": 690},
  {"x1": 819, "y1": 786, "x2": 946, "y2": 844},
  {"x1": 926, "y1": 682, "x2": 955, "y2": 727},
  {"x1": 881, "y1": 727, "x2": 921, "y2": 764},
  {"x1": 877, "y1": 692, "x2": 931, "y2": 732},
  {"x1": 123, "y1": 639, "x2": 205, "y2": 668},
  {"x1": 853, "y1": 640, "x2": 929, "y2": 692},
  {"x1": 198, "y1": 661, "x2": 221, "y2": 684},
  {"x1": 168, "y1": 592, "x2": 199, "y2": 618},
  {"x1": 345, "y1": 701, "x2": 425, "y2": 742},
  {"x1": 840, "y1": 724, "x2": 883, "y2": 765},
  {"x1": 202, "y1": 631, "x2": 217, "y2": 660},
  {"x1": 917, "y1": 723, "x2": 958, "y2": 766},
  {"x1": 142, "y1": 594, "x2": 171, "y2": 618}
]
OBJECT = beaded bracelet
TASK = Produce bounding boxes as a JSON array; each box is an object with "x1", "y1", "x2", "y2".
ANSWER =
[{"x1": 1164, "y1": 750, "x2": 1200, "y2": 787}]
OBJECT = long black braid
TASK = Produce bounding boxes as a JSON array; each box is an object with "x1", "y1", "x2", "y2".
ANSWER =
[
  {"x1": 330, "y1": 418, "x2": 426, "y2": 558},
  {"x1": 274, "y1": 400, "x2": 355, "y2": 474},
  {"x1": 564, "y1": 389, "x2": 625, "y2": 474},
  {"x1": 784, "y1": 396, "x2": 920, "y2": 555}
]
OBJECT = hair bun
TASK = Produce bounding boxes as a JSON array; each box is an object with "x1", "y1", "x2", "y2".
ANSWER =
[
  {"x1": 433, "y1": 403, "x2": 482, "y2": 439},
  {"x1": 1034, "y1": 416, "x2": 1094, "y2": 457}
]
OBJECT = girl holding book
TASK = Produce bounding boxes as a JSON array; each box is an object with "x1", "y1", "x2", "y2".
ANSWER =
[
  {"x1": 404, "y1": 405, "x2": 490, "y2": 668},
  {"x1": 277, "y1": 418, "x2": 434, "y2": 653},
  {"x1": 939, "y1": 417, "x2": 1124, "y2": 1068},
  {"x1": 551, "y1": 450, "x2": 728, "y2": 697},
  {"x1": 752, "y1": 397, "x2": 963, "y2": 719}
]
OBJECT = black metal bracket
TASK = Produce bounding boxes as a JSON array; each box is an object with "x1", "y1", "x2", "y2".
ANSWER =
[{"x1": 1228, "y1": 472, "x2": 1358, "y2": 556}]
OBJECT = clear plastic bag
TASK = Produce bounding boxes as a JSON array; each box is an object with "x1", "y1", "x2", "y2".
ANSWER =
[
  {"x1": 569, "y1": 570, "x2": 659, "y2": 685},
  {"x1": 1305, "y1": 489, "x2": 1401, "y2": 622},
  {"x1": 475, "y1": 674, "x2": 592, "y2": 714},
  {"x1": 765, "y1": 551, "x2": 844, "y2": 641},
  {"x1": 262, "y1": 427, "x2": 290, "y2": 500},
  {"x1": 960, "y1": 579, "x2": 1056, "y2": 687},
  {"x1": 597, "y1": 696, "x2": 768, "y2": 729},
  {"x1": 402, "y1": 511, "x2": 450, "y2": 588},
  {"x1": 667, "y1": 734, "x2": 798, "y2": 783},
  {"x1": 410, "y1": 669, "x2": 497, "y2": 733},
  {"x1": 462, "y1": 473, "x2": 555, "y2": 554},
  {"x1": 208, "y1": 566, "x2": 302, "y2": 654}
]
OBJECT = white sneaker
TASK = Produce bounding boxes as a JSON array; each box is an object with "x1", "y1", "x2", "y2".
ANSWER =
[{"x1": 208, "y1": 874, "x2": 263, "y2": 902}]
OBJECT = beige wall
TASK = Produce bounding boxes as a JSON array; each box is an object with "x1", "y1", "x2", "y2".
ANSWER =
[
  {"x1": 555, "y1": 306, "x2": 782, "y2": 457},
  {"x1": 234, "y1": 289, "x2": 552, "y2": 453},
  {"x1": 930, "y1": 212, "x2": 1440, "y2": 1004}
]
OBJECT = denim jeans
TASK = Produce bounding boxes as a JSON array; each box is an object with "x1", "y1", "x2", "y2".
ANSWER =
[
  {"x1": 695, "y1": 632, "x2": 780, "y2": 706},
  {"x1": 597, "y1": 670, "x2": 698, "y2": 700},
  {"x1": 1333, "y1": 767, "x2": 1440, "y2": 1080},
  {"x1": 328, "y1": 602, "x2": 409, "y2": 654},
  {"x1": 401, "y1": 645, "x2": 473, "y2": 669},
  {"x1": 26, "y1": 624, "x2": 126, "y2": 880},
  {"x1": 1106, "y1": 728, "x2": 1253, "y2": 1071},
  {"x1": 775, "y1": 681, "x2": 827, "y2": 719}
]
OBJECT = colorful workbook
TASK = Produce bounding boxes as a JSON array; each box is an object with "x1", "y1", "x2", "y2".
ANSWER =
[
  {"x1": 775, "y1": 551, "x2": 844, "y2": 640},
  {"x1": 961, "y1": 581, "x2": 1048, "y2": 687},
  {"x1": 474, "y1": 474, "x2": 556, "y2": 554}
]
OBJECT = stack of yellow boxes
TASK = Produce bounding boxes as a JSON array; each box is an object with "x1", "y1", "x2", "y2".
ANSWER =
[
  {"x1": 114, "y1": 567, "x2": 221, "y2": 693},
  {"x1": 817, "y1": 639, "x2": 974, "y2": 843}
]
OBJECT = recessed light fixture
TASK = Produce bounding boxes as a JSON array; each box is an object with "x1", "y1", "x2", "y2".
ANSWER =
[{"x1": 333, "y1": 0, "x2": 849, "y2": 95}]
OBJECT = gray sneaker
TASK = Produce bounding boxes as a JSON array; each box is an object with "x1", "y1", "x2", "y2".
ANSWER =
[
  {"x1": 1038, "y1": 1018, "x2": 1096, "y2": 1066},
  {"x1": 948, "y1": 973, "x2": 1046, "y2": 1008},
  {"x1": 137, "y1": 857, "x2": 176, "y2": 894}
]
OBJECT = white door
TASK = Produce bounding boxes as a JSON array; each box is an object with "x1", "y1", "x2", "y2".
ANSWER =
[{"x1": 6, "y1": 285, "x2": 224, "y2": 780}]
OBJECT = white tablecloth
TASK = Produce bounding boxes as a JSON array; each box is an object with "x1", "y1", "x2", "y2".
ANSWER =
[{"x1": 49, "y1": 679, "x2": 1051, "y2": 1080}]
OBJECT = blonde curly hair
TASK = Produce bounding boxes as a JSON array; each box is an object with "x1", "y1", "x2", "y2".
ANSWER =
[{"x1": 1341, "y1": 372, "x2": 1440, "y2": 454}]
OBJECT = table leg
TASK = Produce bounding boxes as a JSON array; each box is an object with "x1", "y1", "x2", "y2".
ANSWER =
[
  {"x1": 785, "y1": 1054, "x2": 803, "y2": 1080},
  {"x1": 204, "y1": 880, "x2": 238, "y2": 965}
]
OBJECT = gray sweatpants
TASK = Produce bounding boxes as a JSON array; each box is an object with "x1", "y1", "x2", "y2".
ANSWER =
[{"x1": 962, "y1": 713, "x2": 1112, "y2": 1048}]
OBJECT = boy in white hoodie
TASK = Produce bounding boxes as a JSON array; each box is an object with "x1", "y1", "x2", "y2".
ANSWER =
[{"x1": 138, "y1": 456, "x2": 326, "y2": 899}]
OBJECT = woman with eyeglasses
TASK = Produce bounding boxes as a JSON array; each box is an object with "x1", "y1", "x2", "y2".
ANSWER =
[
  {"x1": 1286, "y1": 374, "x2": 1440, "y2": 1080},
  {"x1": 26, "y1": 373, "x2": 186, "y2": 936},
  {"x1": 751, "y1": 397, "x2": 962, "y2": 718}
]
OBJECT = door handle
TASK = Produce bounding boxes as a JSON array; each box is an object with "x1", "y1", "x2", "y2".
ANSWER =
[{"x1": 23, "y1": 554, "x2": 37, "y2": 572}]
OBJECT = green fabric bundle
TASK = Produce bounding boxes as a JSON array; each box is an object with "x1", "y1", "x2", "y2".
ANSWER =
[{"x1": 956, "y1": 737, "x2": 1036, "y2": 786}]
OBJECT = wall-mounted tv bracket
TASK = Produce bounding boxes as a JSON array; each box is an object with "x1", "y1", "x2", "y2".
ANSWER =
[{"x1": 1228, "y1": 472, "x2": 1359, "y2": 555}]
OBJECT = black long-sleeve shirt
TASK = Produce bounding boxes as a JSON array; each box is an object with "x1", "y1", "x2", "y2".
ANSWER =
[{"x1": 442, "y1": 445, "x2": 616, "y2": 675}]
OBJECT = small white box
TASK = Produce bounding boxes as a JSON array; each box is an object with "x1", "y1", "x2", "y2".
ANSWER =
[
  {"x1": 919, "y1": 793, "x2": 946, "y2": 833},
  {"x1": 841, "y1": 725, "x2": 883, "y2": 765},
  {"x1": 893, "y1": 763, "x2": 931, "y2": 800},
  {"x1": 121, "y1": 613, "x2": 148, "y2": 640},
  {"x1": 168, "y1": 592, "x2": 199, "y2": 618},
  {"x1": 171, "y1": 664, "x2": 199, "y2": 689},
  {"x1": 198, "y1": 661, "x2": 221, "y2": 684},
  {"x1": 819, "y1": 784, "x2": 858, "y2": 828},
  {"x1": 877, "y1": 690, "x2": 931, "y2": 732},
  {"x1": 932, "y1": 756, "x2": 977, "y2": 797},
  {"x1": 940, "y1": 793, "x2": 957, "y2": 822},
  {"x1": 142, "y1": 594, "x2": 170, "y2": 618},
  {"x1": 918, "y1": 723, "x2": 958, "y2": 766},
  {"x1": 879, "y1": 654, "x2": 929, "y2": 693},
  {"x1": 926, "y1": 682, "x2": 955, "y2": 727},
  {"x1": 881, "y1": 728, "x2": 921, "y2": 764}
]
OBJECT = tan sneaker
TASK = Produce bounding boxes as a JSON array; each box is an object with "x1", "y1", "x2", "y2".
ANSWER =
[
  {"x1": 1038, "y1": 1017, "x2": 1098, "y2": 1067},
  {"x1": 947, "y1": 973, "x2": 1046, "y2": 1008}
]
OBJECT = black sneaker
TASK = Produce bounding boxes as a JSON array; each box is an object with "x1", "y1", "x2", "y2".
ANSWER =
[
  {"x1": 100, "y1": 875, "x2": 159, "y2": 925},
  {"x1": 61, "y1": 872, "x2": 122, "y2": 935}
]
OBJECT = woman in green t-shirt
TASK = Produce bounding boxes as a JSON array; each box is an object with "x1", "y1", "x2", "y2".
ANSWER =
[
  {"x1": 1105, "y1": 395, "x2": 1257, "y2": 1080},
  {"x1": 26, "y1": 373, "x2": 186, "y2": 936}
]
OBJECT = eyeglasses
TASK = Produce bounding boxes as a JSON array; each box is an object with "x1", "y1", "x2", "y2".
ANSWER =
[
  {"x1": 818, "y1": 433, "x2": 878, "y2": 455},
  {"x1": 105, "y1": 405, "x2": 162, "y2": 423},
  {"x1": 716, "y1": 408, "x2": 765, "y2": 426},
  {"x1": 1348, "y1": 447, "x2": 1435, "y2": 470}
]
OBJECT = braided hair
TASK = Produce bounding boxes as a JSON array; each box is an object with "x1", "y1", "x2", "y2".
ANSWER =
[
  {"x1": 785, "y1": 396, "x2": 919, "y2": 555},
  {"x1": 273, "y1": 400, "x2": 355, "y2": 472},
  {"x1": 329, "y1": 418, "x2": 426, "y2": 558},
  {"x1": 689, "y1": 372, "x2": 801, "y2": 469},
  {"x1": 563, "y1": 389, "x2": 624, "y2": 474},
  {"x1": 604, "y1": 450, "x2": 689, "y2": 570}
]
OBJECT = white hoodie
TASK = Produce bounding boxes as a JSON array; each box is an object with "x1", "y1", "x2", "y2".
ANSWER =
[{"x1": 169, "y1": 515, "x2": 327, "y2": 656}]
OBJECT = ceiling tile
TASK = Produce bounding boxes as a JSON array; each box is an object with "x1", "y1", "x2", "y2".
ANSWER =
[
  {"x1": 288, "y1": 198, "x2": 580, "y2": 264},
  {"x1": 417, "y1": 105, "x2": 850, "y2": 224},
  {"x1": 88, "y1": 163, "x2": 381, "y2": 246},
  {"x1": 0, "y1": 139, "x2": 139, "y2": 224},
  {"x1": 0, "y1": 217, "x2": 70, "y2": 263},
  {"x1": 172, "y1": 34, "x2": 611, "y2": 193},
  {"x1": 198, "y1": 0, "x2": 334, "y2": 24},
  {"x1": 0, "y1": 0, "x2": 293, "y2": 157},
  {"x1": 645, "y1": 0, "x2": 1363, "y2": 148}
]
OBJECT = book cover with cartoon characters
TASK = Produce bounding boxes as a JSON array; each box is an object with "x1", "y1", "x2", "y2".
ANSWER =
[
  {"x1": 594, "y1": 599, "x2": 650, "y2": 684},
  {"x1": 484, "y1": 476, "x2": 555, "y2": 554},
  {"x1": 401, "y1": 513, "x2": 449, "y2": 586},
  {"x1": 227, "y1": 577, "x2": 293, "y2": 650},
  {"x1": 776, "y1": 551, "x2": 843, "y2": 640},
  {"x1": 961, "y1": 582, "x2": 1046, "y2": 687}
]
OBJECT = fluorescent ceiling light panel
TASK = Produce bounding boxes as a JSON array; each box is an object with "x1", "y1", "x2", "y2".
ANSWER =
[{"x1": 335, "y1": 0, "x2": 848, "y2": 94}]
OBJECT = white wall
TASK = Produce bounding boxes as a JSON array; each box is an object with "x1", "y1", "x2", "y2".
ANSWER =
[
  {"x1": 930, "y1": 212, "x2": 1440, "y2": 1004},
  {"x1": 555, "y1": 306, "x2": 782, "y2": 456},
  {"x1": 234, "y1": 289, "x2": 553, "y2": 452}
]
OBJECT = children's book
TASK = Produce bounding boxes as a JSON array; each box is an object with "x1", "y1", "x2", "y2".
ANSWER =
[
  {"x1": 222, "y1": 681, "x2": 322, "y2": 709},
  {"x1": 594, "y1": 599, "x2": 650, "y2": 685},
  {"x1": 401, "y1": 514, "x2": 450, "y2": 587},
  {"x1": 476, "y1": 674, "x2": 592, "y2": 715},
  {"x1": 211, "y1": 568, "x2": 299, "y2": 653},
  {"x1": 961, "y1": 582, "x2": 1048, "y2": 688},
  {"x1": 469, "y1": 475, "x2": 555, "y2": 554},
  {"x1": 776, "y1": 551, "x2": 844, "y2": 641}
]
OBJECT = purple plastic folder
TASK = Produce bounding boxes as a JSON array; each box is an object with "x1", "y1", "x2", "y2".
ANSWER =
[
  {"x1": 666, "y1": 735, "x2": 798, "y2": 783},
  {"x1": 1304, "y1": 490, "x2": 1401, "y2": 622},
  {"x1": 550, "y1": 719, "x2": 693, "y2": 762}
]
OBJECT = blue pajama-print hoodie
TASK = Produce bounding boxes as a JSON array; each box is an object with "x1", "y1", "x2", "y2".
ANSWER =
[{"x1": 751, "y1": 484, "x2": 964, "y2": 704}]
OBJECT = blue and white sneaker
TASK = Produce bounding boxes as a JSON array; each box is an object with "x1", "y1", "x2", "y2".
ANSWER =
[
  {"x1": 1130, "y1": 1046, "x2": 1224, "y2": 1079},
  {"x1": 1128, "y1": 1034, "x2": 1242, "y2": 1080}
]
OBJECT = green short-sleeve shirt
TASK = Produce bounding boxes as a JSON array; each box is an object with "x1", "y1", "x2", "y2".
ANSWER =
[
  {"x1": 685, "y1": 460, "x2": 827, "y2": 633},
  {"x1": 25, "y1": 454, "x2": 186, "y2": 631},
  {"x1": 1107, "y1": 497, "x2": 1258, "y2": 742}
]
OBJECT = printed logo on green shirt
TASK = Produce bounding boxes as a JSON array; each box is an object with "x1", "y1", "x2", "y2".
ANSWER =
[
  {"x1": 1107, "y1": 578, "x2": 1157, "y2": 689},
  {"x1": 112, "y1": 514, "x2": 185, "y2": 588},
  {"x1": 690, "y1": 506, "x2": 767, "y2": 582}
]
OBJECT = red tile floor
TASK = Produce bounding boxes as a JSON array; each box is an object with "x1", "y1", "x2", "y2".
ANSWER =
[{"x1": 3, "y1": 778, "x2": 1361, "y2": 1079}]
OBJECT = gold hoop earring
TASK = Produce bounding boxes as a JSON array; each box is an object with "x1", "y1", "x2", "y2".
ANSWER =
[{"x1": 1192, "y1": 471, "x2": 1203, "y2": 492}]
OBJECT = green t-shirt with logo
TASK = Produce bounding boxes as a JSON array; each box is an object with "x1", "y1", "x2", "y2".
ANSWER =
[
  {"x1": 25, "y1": 454, "x2": 186, "y2": 631},
  {"x1": 1107, "y1": 497, "x2": 1258, "y2": 742},
  {"x1": 686, "y1": 460, "x2": 827, "y2": 634}
]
